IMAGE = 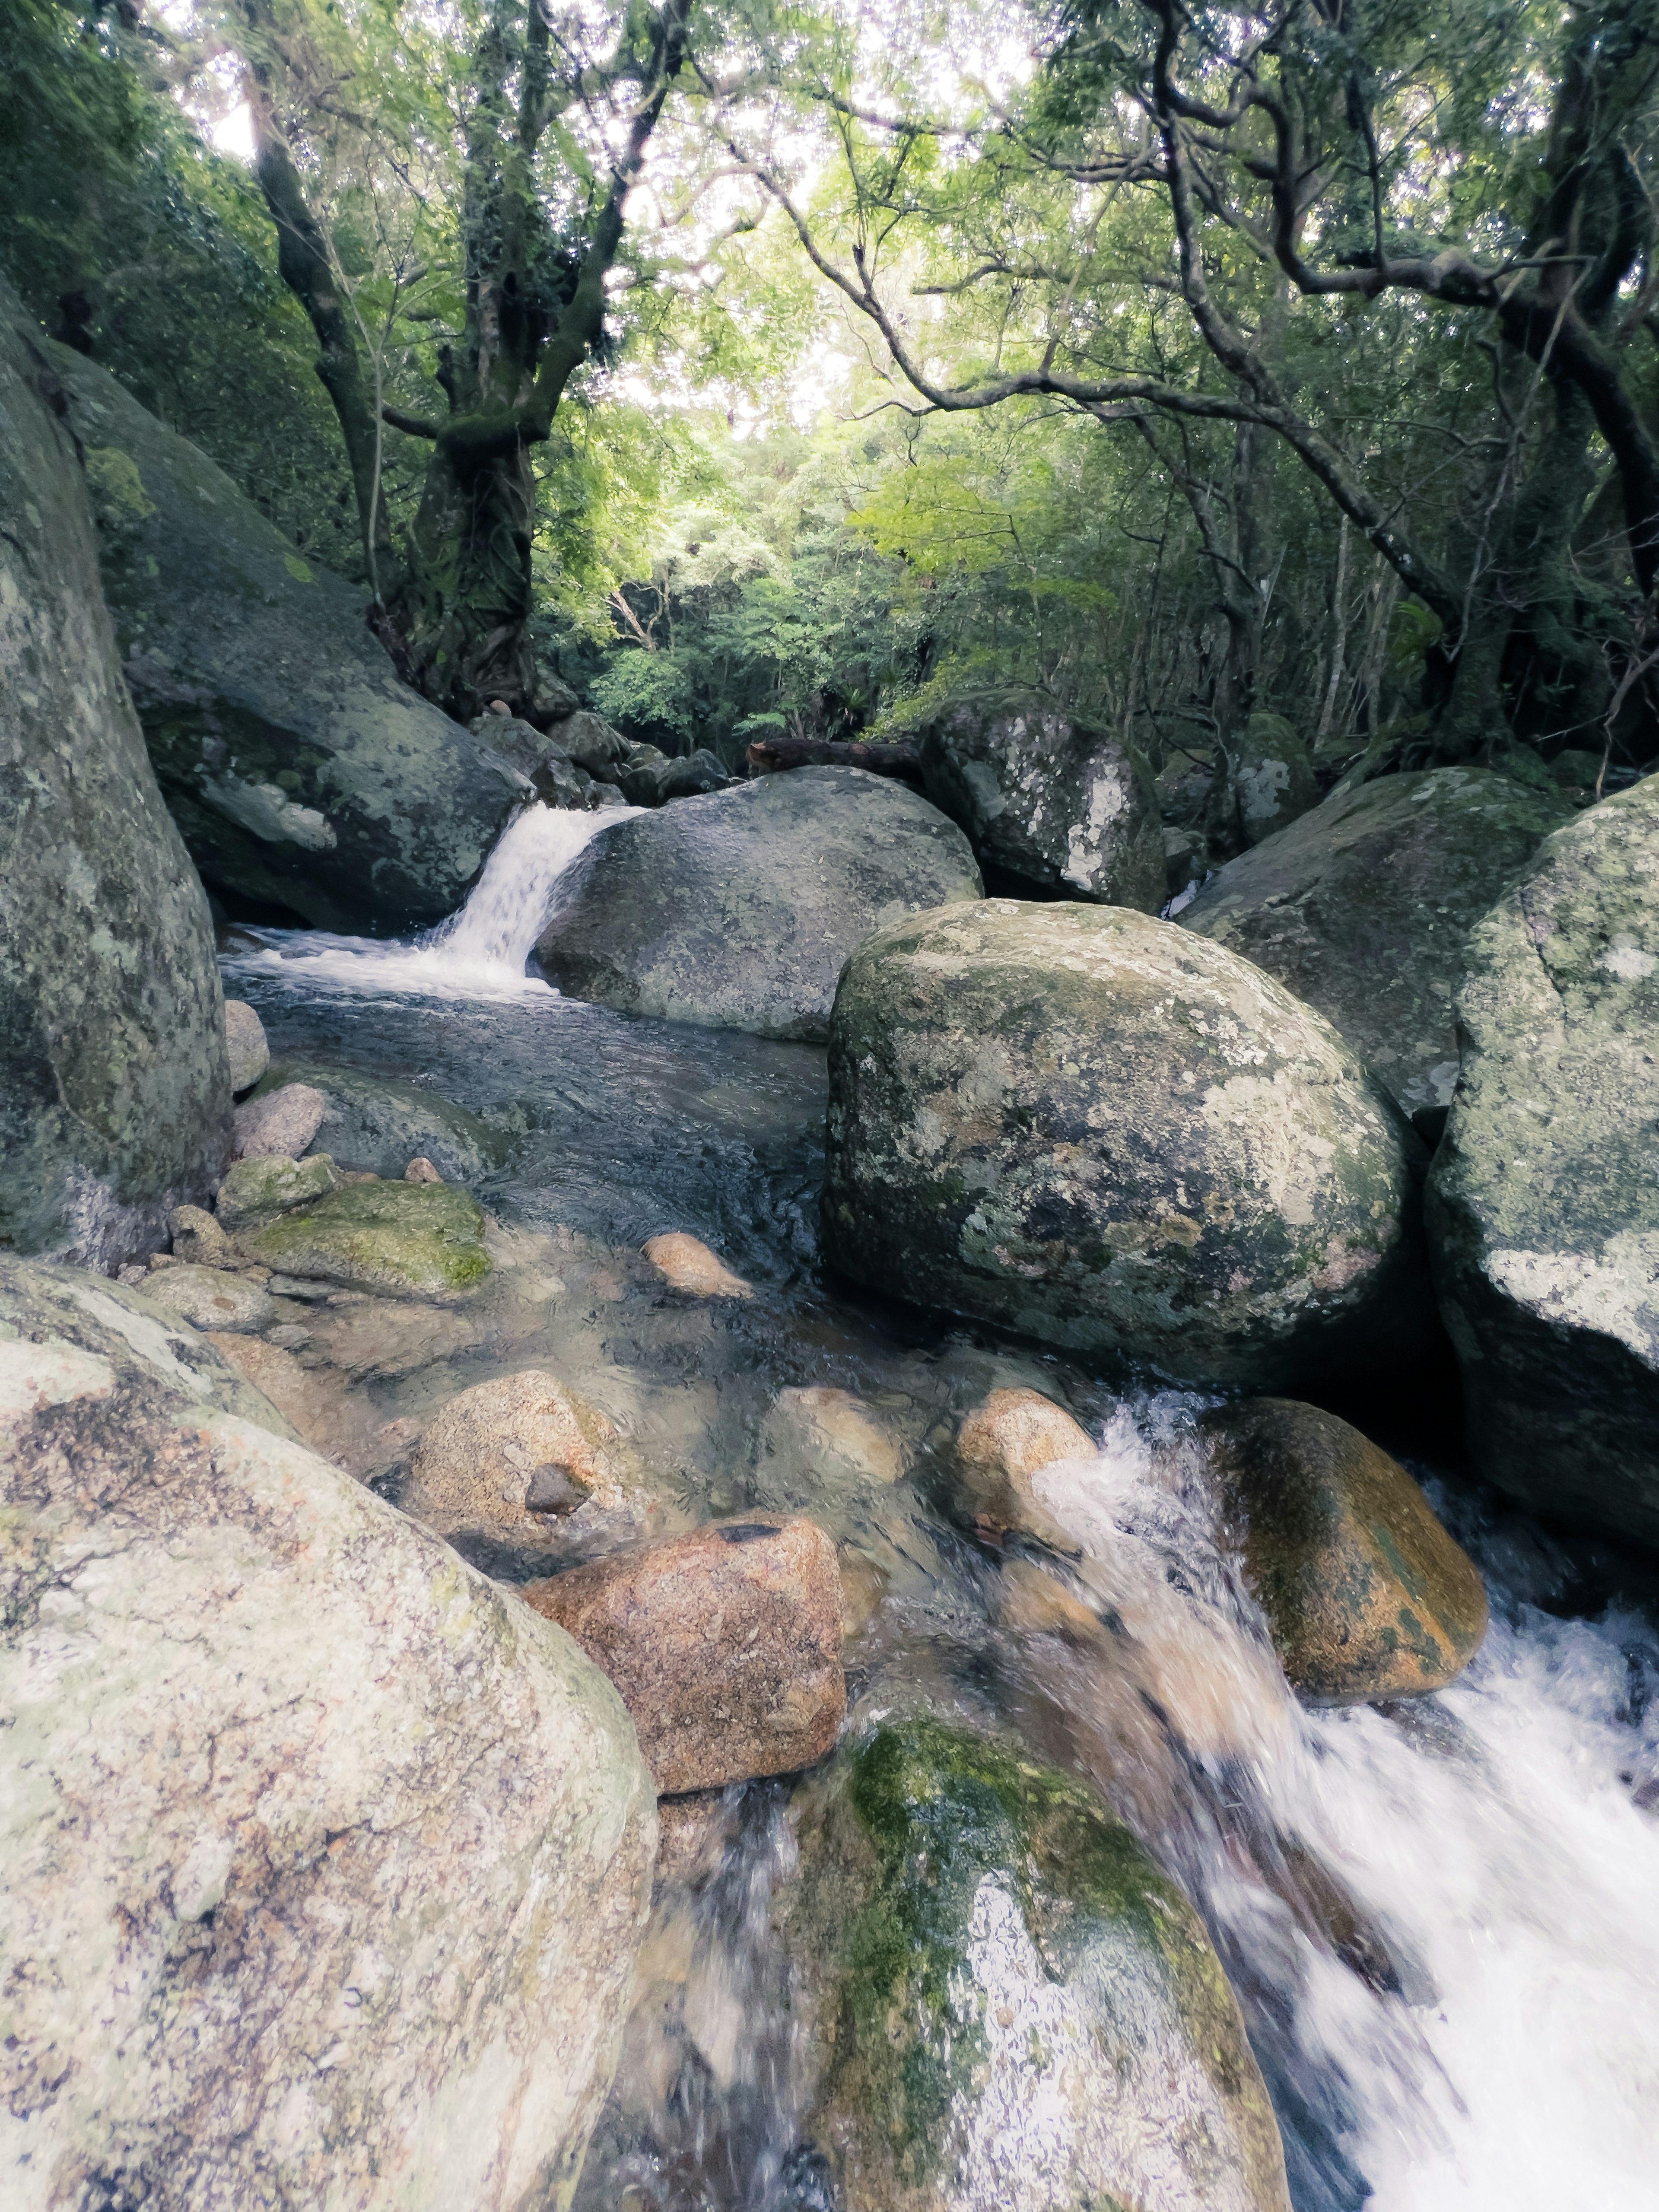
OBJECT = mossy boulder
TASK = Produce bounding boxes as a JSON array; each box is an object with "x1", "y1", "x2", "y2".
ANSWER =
[
  {"x1": 1427, "y1": 776, "x2": 1659, "y2": 1548},
  {"x1": 915, "y1": 690, "x2": 1165, "y2": 908},
  {"x1": 238, "y1": 1179, "x2": 491, "y2": 1300},
  {"x1": 216, "y1": 1151, "x2": 341, "y2": 1231},
  {"x1": 824, "y1": 900, "x2": 1433, "y2": 1390},
  {"x1": 248, "y1": 1061, "x2": 505, "y2": 1184},
  {"x1": 776, "y1": 1716, "x2": 1291, "y2": 2212},
  {"x1": 0, "y1": 278, "x2": 231, "y2": 1270},
  {"x1": 1204, "y1": 712, "x2": 1319, "y2": 858},
  {"x1": 1202, "y1": 1399, "x2": 1488, "y2": 1701},
  {"x1": 1180, "y1": 768, "x2": 1570, "y2": 1110},
  {"x1": 535, "y1": 767, "x2": 982, "y2": 1042},
  {"x1": 43, "y1": 344, "x2": 529, "y2": 933}
]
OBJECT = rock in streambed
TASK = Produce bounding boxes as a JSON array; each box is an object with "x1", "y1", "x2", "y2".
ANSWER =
[
  {"x1": 235, "y1": 1175, "x2": 492, "y2": 1299},
  {"x1": 404, "y1": 1369, "x2": 642, "y2": 1551},
  {"x1": 0, "y1": 1254, "x2": 655, "y2": 2212},
  {"x1": 824, "y1": 899, "x2": 1433, "y2": 1390},
  {"x1": 245, "y1": 1059, "x2": 507, "y2": 1183}
]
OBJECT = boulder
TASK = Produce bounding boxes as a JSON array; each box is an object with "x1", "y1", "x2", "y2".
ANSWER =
[
  {"x1": 642, "y1": 1232, "x2": 753, "y2": 1299},
  {"x1": 235, "y1": 1179, "x2": 492, "y2": 1300},
  {"x1": 536, "y1": 767, "x2": 983, "y2": 1042},
  {"x1": 144, "y1": 1262, "x2": 279, "y2": 1335},
  {"x1": 0, "y1": 1255, "x2": 655, "y2": 2212},
  {"x1": 1204, "y1": 711, "x2": 1319, "y2": 858},
  {"x1": 824, "y1": 900, "x2": 1432, "y2": 1390},
  {"x1": 953, "y1": 1386, "x2": 1096, "y2": 1544},
  {"x1": 44, "y1": 344, "x2": 530, "y2": 932},
  {"x1": 559, "y1": 709, "x2": 633, "y2": 777},
  {"x1": 915, "y1": 690, "x2": 1164, "y2": 909},
  {"x1": 1201, "y1": 1398, "x2": 1488, "y2": 1700},
  {"x1": 0, "y1": 276, "x2": 229, "y2": 1269},
  {"x1": 774, "y1": 1716, "x2": 1291, "y2": 2212},
  {"x1": 215, "y1": 1149, "x2": 341, "y2": 1230},
  {"x1": 166, "y1": 1202, "x2": 234, "y2": 1269},
  {"x1": 1427, "y1": 776, "x2": 1659, "y2": 1547},
  {"x1": 523, "y1": 1517, "x2": 845, "y2": 1792},
  {"x1": 233, "y1": 1080, "x2": 328, "y2": 1161},
  {"x1": 404, "y1": 1370, "x2": 638, "y2": 1549},
  {"x1": 1179, "y1": 767, "x2": 1571, "y2": 1110},
  {"x1": 246, "y1": 1060, "x2": 504, "y2": 1183},
  {"x1": 222, "y1": 1000, "x2": 269, "y2": 1093}
]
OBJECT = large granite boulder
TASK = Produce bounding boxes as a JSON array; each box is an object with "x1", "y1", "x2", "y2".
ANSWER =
[
  {"x1": 44, "y1": 344, "x2": 529, "y2": 932},
  {"x1": 1180, "y1": 767, "x2": 1570, "y2": 1111},
  {"x1": 535, "y1": 766, "x2": 982, "y2": 1042},
  {"x1": 1427, "y1": 778, "x2": 1659, "y2": 1548},
  {"x1": 0, "y1": 1255, "x2": 655, "y2": 2212},
  {"x1": 774, "y1": 1716, "x2": 1291, "y2": 2212},
  {"x1": 0, "y1": 279, "x2": 230, "y2": 1271},
  {"x1": 915, "y1": 690, "x2": 1164, "y2": 908},
  {"x1": 824, "y1": 900, "x2": 1432, "y2": 1389}
]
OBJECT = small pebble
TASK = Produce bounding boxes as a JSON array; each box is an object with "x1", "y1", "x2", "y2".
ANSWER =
[{"x1": 405, "y1": 1157, "x2": 443, "y2": 1183}]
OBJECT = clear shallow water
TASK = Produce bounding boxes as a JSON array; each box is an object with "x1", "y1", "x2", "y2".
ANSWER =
[{"x1": 224, "y1": 812, "x2": 1659, "y2": 2212}]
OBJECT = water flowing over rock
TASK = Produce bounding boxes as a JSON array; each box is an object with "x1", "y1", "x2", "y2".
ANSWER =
[
  {"x1": 1179, "y1": 767, "x2": 1571, "y2": 1110},
  {"x1": 0, "y1": 276, "x2": 230, "y2": 1269},
  {"x1": 42, "y1": 343, "x2": 530, "y2": 932},
  {"x1": 915, "y1": 690, "x2": 1165, "y2": 907},
  {"x1": 775, "y1": 1716, "x2": 1292, "y2": 2212},
  {"x1": 1201, "y1": 1398, "x2": 1489, "y2": 1700},
  {"x1": 535, "y1": 766, "x2": 983, "y2": 1041},
  {"x1": 825, "y1": 899, "x2": 1433, "y2": 1389},
  {"x1": 245, "y1": 1060, "x2": 505, "y2": 1182},
  {"x1": 0, "y1": 1255, "x2": 655, "y2": 2212},
  {"x1": 1427, "y1": 775, "x2": 1659, "y2": 1547}
]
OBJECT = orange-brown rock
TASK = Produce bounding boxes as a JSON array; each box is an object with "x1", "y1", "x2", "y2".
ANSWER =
[
  {"x1": 1203, "y1": 1398, "x2": 1489, "y2": 1702},
  {"x1": 954, "y1": 1386, "x2": 1095, "y2": 1545},
  {"x1": 404, "y1": 1369, "x2": 636, "y2": 1548},
  {"x1": 642, "y1": 1232, "x2": 753, "y2": 1299},
  {"x1": 523, "y1": 1517, "x2": 845, "y2": 1792}
]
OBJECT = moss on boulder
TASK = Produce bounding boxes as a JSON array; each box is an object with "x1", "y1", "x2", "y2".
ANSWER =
[
  {"x1": 238, "y1": 1179, "x2": 491, "y2": 1299},
  {"x1": 824, "y1": 899, "x2": 1433, "y2": 1390}
]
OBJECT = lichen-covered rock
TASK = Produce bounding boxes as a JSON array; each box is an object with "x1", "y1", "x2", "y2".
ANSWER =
[
  {"x1": 536, "y1": 768, "x2": 982, "y2": 1042},
  {"x1": 216, "y1": 1149, "x2": 342, "y2": 1230},
  {"x1": 237, "y1": 1179, "x2": 492, "y2": 1299},
  {"x1": 1204, "y1": 712, "x2": 1319, "y2": 858},
  {"x1": 0, "y1": 1255, "x2": 655, "y2": 2212},
  {"x1": 143, "y1": 1261, "x2": 279, "y2": 1335},
  {"x1": 405, "y1": 1370, "x2": 638, "y2": 1546},
  {"x1": 248, "y1": 1060, "x2": 506, "y2": 1183},
  {"x1": 44, "y1": 344, "x2": 529, "y2": 932},
  {"x1": 915, "y1": 690, "x2": 1164, "y2": 908},
  {"x1": 776, "y1": 1716, "x2": 1290, "y2": 2212},
  {"x1": 825, "y1": 900, "x2": 1432, "y2": 1389},
  {"x1": 0, "y1": 276, "x2": 229, "y2": 1269},
  {"x1": 524, "y1": 1517, "x2": 845, "y2": 1792},
  {"x1": 1202, "y1": 1398, "x2": 1488, "y2": 1700},
  {"x1": 1180, "y1": 767, "x2": 1570, "y2": 1109},
  {"x1": 1427, "y1": 777, "x2": 1659, "y2": 1546},
  {"x1": 222, "y1": 1000, "x2": 269, "y2": 1093}
]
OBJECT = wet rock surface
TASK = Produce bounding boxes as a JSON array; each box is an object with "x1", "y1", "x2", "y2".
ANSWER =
[
  {"x1": 524, "y1": 1517, "x2": 846, "y2": 1792},
  {"x1": 825, "y1": 899, "x2": 1433, "y2": 1389},
  {"x1": 44, "y1": 343, "x2": 528, "y2": 932},
  {"x1": 236, "y1": 1177, "x2": 492, "y2": 1299},
  {"x1": 642, "y1": 1231, "x2": 753, "y2": 1298},
  {"x1": 0, "y1": 1255, "x2": 655, "y2": 2212},
  {"x1": 915, "y1": 690, "x2": 1165, "y2": 907},
  {"x1": 776, "y1": 1716, "x2": 1292, "y2": 2212},
  {"x1": 1202, "y1": 1398, "x2": 1489, "y2": 1701},
  {"x1": 0, "y1": 275, "x2": 230, "y2": 1269},
  {"x1": 143, "y1": 1260, "x2": 280, "y2": 1335},
  {"x1": 247, "y1": 1059, "x2": 506, "y2": 1182},
  {"x1": 1180, "y1": 767, "x2": 1570, "y2": 1110},
  {"x1": 404, "y1": 1369, "x2": 641, "y2": 1551},
  {"x1": 1427, "y1": 773, "x2": 1659, "y2": 1546},
  {"x1": 535, "y1": 766, "x2": 983, "y2": 1041}
]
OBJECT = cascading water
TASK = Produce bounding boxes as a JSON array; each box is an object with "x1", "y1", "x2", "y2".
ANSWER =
[{"x1": 224, "y1": 801, "x2": 633, "y2": 1000}]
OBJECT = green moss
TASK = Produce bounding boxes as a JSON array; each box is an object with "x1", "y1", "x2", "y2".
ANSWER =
[{"x1": 241, "y1": 1179, "x2": 490, "y2": 1298}]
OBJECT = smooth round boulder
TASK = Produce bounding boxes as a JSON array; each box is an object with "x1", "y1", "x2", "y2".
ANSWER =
[
  {"x1": 534, "y1": 767, "x2": 982, "y2": 1042},
  {"x1": 1202, "y1": 1398, "x2": 1489, "y2": 1701},
  {"x1": 824, "y1": 900, "x2": 1432, "y2": 1388},
  {"x1": 405, "y1": 1369, "x2": 639, "y2": 1549},
  {"x1": 1427, "y1": 775, "x2": 1659, "y2": 1547},
  {"x1": 222, "y1": 1000, "x2": 269, "y2": 1094}
]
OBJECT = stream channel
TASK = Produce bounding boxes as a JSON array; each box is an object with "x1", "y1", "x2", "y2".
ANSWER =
[{"x1": 224, "y1": 803, "x2": 1659, "y2": 2212}]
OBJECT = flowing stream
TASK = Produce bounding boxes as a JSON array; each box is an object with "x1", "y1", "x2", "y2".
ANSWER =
[{"x1": 221, "y1": 804, "x2": 1659, "y2": 2212}]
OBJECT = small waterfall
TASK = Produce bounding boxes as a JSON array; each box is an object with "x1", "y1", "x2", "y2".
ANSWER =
[{"x1": 222, "y1": 801, "x2": 633, "y2": 1001}]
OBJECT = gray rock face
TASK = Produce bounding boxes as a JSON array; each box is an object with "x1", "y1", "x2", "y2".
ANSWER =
[
  {"x1": 222, "y1": 1000, "x2": 269, "y2": 1093},
  {"x1": 44, "y1": 344, "x2": 530, "y2": 933},
  {"x1": 1204, "y1": 712, "x2": 1319, "y2": 858},
  {"x1": 247, "y1": 1060, "x2": 505, "y2": 1182},
  {"x1": 0, "y1": 1255, "x2": 656, "y2": 2212},
  {"x1": 1427, "y1": 778, "x2": 1659, "y2": 1547},
  {"x1": 536, "y1": 767, "x2": 983, "y2": 1042},
  {"x1": 0, "y1": 279, "x2": 230, "y2": 1271},
  {"x1": 915, "y1": 691, "x2": 1164, "y2": 909},
  {"x1": 1181, "y1": 767, "x2": 1571, "y2": 1110},
  {"x1": 775, "y1": 1716, "x2": 1291, "y2": 2212},
  {"x1": 824, "y1": 900, "x2": 1431, "y2": 1389}
]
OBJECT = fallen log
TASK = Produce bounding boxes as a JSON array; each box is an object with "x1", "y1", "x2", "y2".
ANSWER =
[{"x1": 746, "y1": 734, "x2": 924, "y2": 783}]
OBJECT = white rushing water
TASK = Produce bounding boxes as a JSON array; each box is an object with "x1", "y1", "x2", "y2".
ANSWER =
[
  {"x1": 1031, "y1": 1413, "x2": 1659, "y2": 2212},
  {"x1": 223, "y1": 801, "x2": 634, "y2": 1001}
]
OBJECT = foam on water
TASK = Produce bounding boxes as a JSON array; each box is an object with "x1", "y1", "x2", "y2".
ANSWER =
[{"x1": 222, "y1": 801, "x2": 634, "y2": 1002}]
